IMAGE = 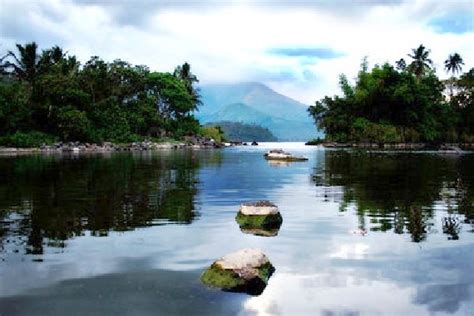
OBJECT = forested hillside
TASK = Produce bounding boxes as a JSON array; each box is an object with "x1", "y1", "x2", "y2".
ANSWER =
[
  {"x1": 206, "y1": 121, "x2": 277, "y2": 141},
  {"x1": 0, "y1": 42, "x2": 204, "y2": 147}
]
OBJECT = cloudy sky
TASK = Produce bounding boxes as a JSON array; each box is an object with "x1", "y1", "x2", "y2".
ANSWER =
[{"x1": 1, "y1": 0, "x2": 473, "y2": 103}]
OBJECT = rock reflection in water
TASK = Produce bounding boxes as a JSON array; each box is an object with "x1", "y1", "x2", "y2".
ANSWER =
[{"x1": 266, "y1": 160, "x2": 290, "y2": 168}]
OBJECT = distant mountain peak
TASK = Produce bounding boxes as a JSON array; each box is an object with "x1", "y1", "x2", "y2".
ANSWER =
[{"x1": 197, "y1": 82, "x2": 321, "y2": 141}]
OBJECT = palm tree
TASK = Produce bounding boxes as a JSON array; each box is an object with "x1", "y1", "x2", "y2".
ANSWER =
[
  {"x1": 0, "y1": 53, "x2": 10, "y2": 77},
  {"x1": 173, "y1": 62, "x2": 201, "y2": 108},
  {"x1": 444, "y1": 53, "x2": 464, "y2": 97},
  {"x1": 408, "y1": 45, "x2": 433, "y2": 79},
  {"x1": 4, "y1": 42, "x2": 40, "y2": 83},
  {"x1": 445, "y1": 53, "x2": 464, "y2": 76},
  {"x1": 39, "y1": 46, "x2": 64, "y2": 67}
]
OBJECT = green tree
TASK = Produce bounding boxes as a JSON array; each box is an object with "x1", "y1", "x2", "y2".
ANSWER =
[
  {"x1": 308, "y1": 54, "x2": 447, "y2": 143},
  {"x1": 4, "y1": 42, "x2": 40, "y2": 84},
  {"x1": 444, "y1": 53, "x2": 464, "y2": 96},
  {"x1": 408, "y1": 44, "x2": 433, "y2": 79},
  {"x1": 0, "y1": 42, "x2": 205, "y2": 146},
  {"x1": 173, "y1": 62, "x2": 201, "y2": 107},
  {"x1": 148, "y1": 72, "x2": 195, "y2": 119},
  {"x1": 445, "y1": 53, "x2": 464, "y2": 77},
  {"x1": 452, "y1": 68, "x2": 474, "y2": 141}
]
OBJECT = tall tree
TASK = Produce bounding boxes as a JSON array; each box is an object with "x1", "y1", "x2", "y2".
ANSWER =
[
  {"x1": 408, "y1": 45, "x2": 433, "y2": 79},
  {"x1": 4, "y1": 42, "x2": 40, "y2": 84},
  {"x1": 445, "y1": 53, "x2": 464, "y2": 77},
  {"x1": 444, "y1": 53, "x2": 464, "y2": 96},
  {"x1": 173, "y1": 62, "x2": 201, "y2": 108}
]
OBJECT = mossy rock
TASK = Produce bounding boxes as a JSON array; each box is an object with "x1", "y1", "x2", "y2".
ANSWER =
[
  {"x1": 235, "y1": 211, "x2": 283, "y2": 230},
  {"x1": 201, "y1": 262, "x2": 274, "y2": 295},
  {"x1": 201, "y1": 248, "x2": 275, "y2": 295}
]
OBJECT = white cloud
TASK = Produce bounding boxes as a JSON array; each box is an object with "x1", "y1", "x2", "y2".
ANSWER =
[{"x1": 0, "y1": 0, "x2": 472, "y2": 104}]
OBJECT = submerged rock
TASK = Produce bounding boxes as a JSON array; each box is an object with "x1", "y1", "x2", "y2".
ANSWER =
[
  {"x1": 235, "y1": 201, "x2": 283, "y2": 237},
  {"x1": 201, "y1": 248, "x2": 275, "y2": 295},
  {"x1": 264, "y1": 149, "x2": 308, "y2": 161},
  {"x1": 240, "y1": 227, "x2": 280, "y2": 237}
]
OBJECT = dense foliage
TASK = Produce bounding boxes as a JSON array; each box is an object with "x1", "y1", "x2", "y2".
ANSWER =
[
  {"x1": 0, "y1": 42, "x2": 203, "y2": 146},
  {"x1": 206, "y1": 121, "x2": 278, "y2": 141},
  {"x1": 199, "y1": 125, "x2": 227, "y2": 143},
  {"x1": 308, "y1": 46, "x2": 473, "y2": 143}
]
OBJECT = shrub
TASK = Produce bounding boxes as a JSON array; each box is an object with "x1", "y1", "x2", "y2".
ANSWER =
[
  {"x1": 200, "y1": 126, "x2": 226, "y2": 143},
  {"x1": 169, "y1": 116, "x2": 201, "y2": 138},
  {"x1": 0, "y1": 131, "x2": 57, "y2": 148}
]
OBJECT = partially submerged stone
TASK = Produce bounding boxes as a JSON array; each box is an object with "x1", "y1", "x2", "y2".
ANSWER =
[
  {"x1": 264, "y1": 149, "x2": 308, "y2": 161},
  {"x1": 236, "y1": 201, "x2": 283, "y2": 231},
  {"x1": 201, "y1": 248, "x2": 275, "y2": 295}
]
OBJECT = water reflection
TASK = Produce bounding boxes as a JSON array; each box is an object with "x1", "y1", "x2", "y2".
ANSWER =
[
  {"x1": 266, "y1": 160, "x2": 290, "y2": 168},
  {"x1": 0, "y1": 151, "x2": 221, "y2": 255},
  {"x1": 312, "y1": 151, "x2": 474, "y2": 242},
  {"x1": 0, "y1": 147, "x2": 473, "y2": 315}
]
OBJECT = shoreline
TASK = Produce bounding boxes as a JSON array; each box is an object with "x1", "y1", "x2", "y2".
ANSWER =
[
  {"x1": 306, "y1": 142, "x2": 474, "y2": 152},
  {"x1": 0, "y1": 140, "x2": 225, "y2": 155}
]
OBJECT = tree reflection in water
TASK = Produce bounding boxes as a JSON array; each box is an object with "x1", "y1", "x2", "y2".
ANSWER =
[
  {"x1": 312, "y1": 151, "x2": 474, "y2": 242},
  {"x1": 0, "y1": 151, "x2": 221, "y2": 255}
]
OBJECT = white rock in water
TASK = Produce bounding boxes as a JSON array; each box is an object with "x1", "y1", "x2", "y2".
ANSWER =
[
  {"x1": 239, "y1": 201, "x2": 279, "y2": 216},
  {"x1": 201, "y1": 248, "x2": 275, "y2": 295},
  {"x1": 264, "y1": 149, "x2": 308, "y2": 161},
  {"x1": 215, "y1": 248, "x2": 270, "y2": 270}
]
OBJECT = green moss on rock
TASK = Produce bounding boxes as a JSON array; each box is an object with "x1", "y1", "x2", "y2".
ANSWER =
[
  {"x1": 201, "y1": 262, "x2": 275, "y2": 295},
  {"x1": 235, "y1": 211, "x2": 282, "y2": 229},
  {"x1": 201, "y1": 263, "x2": 246, "y2": 290},
  {"x1": 257, "y1": 262, "x2": 275, "y2": 282}
]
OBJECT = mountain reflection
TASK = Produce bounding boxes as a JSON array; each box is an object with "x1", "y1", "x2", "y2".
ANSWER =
[
  {"x1": 0, "y1": 151, "x2": 217, "y2": 254},
  {"x1": 312, "y1": 151, "x2": 474, "y2": 242}
]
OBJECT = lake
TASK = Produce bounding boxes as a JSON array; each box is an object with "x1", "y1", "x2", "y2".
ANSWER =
[{"x1": 1, "y1": 143, "x2": 473, "y2": 315}]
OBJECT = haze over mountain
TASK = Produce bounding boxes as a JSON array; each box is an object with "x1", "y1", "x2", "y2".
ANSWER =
[{"x1": 196, "y1": 82, "x2": 320, "y2": 141}]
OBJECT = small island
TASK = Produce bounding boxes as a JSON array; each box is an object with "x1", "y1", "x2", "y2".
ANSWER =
[{"x1": 307, "y1": 45, "x2": 473, "y2": 150}]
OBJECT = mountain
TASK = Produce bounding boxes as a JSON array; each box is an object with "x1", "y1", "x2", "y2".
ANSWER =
[
  {"x1": 196, "y1": 82, "x2": 321, "y2": 141},
  {"x1": 206, "y1": 103, "x2": 267, "y2": 123}
]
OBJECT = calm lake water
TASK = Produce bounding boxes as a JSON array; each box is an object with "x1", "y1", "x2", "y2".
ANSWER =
[{"x1": 1, "y1": 143, "x2": 473, "y2": 315}]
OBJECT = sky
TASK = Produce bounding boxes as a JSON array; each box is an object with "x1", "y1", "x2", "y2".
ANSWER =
[{"x1": 0, "y1": 0, "x2": 473, "y2": 104}]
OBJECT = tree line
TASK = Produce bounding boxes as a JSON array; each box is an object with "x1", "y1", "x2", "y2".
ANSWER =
[
  {"x1": 308, "y1": 45, "x2": 473, "y2": 143},
  {"x1": 206, "y1": 121, "x2": 277, "y2": 142},
  {"x1": 0, "y1": 42, "x2": 209, "y2": 147}
]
